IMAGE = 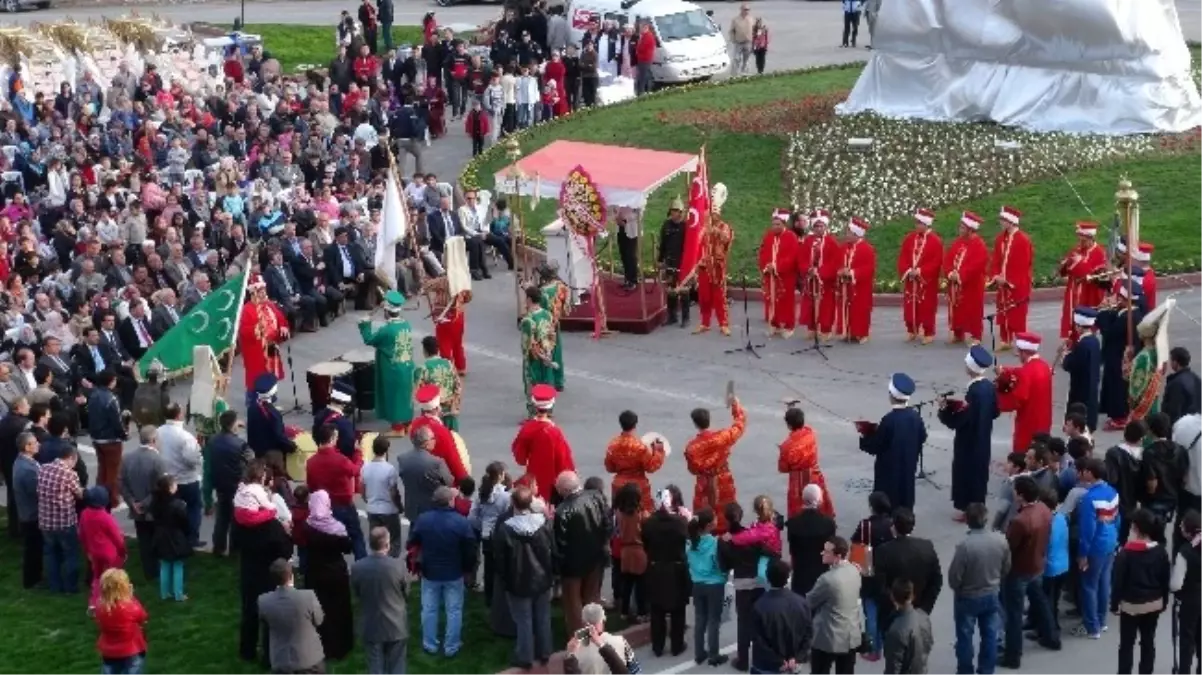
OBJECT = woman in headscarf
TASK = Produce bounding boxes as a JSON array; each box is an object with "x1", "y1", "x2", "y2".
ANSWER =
[
  {"x1": 78, "y1": 486, "x2": 127, "y2": 610},
  {"x1": 39, "y1": 309, "x2": 76, "y2": 350},
  {"x1": 305, "y1": 489, "x2": 354, "y2": 659},
  {"x1": 642, "y1": 487, "x2": 691, "y2": 657}
]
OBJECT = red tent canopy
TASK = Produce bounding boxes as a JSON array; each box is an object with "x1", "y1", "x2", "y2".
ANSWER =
[{"x1": 493, "y1": 140, "x2": 699, "y2": 209}]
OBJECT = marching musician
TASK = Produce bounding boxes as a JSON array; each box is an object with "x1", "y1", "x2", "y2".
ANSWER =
[
  {"x1": 657, "y1": 197, "x2": 690, "y2": 328},
  {"x1": 1097, "y1": 282, "x2": 1147, "y2": 431},
  {"x1": 834, "y1": 217, "x2": 876, "y2": 344},
  {"x1": 1060, "y1": 306, "x2": 1103, "y2": 431},
  {"x1": 604, "y1": 410, "x2": 666, "y2": 512},
  {"x1": 988, "y1": 206, "x2": 1033, "y2": 351},
  {"x1": 312, "y1": 380, "x2": 357, "y2": 461},
  {"x1": 358, "y1": 290, "x2": 416, "y2": 433},
  {"x1": 694, "y1": 183, "x2": 734, "y2": 336},
  {"x1": 758, "y1": 209, "x2": 799, "y2": 337},
  {"x1": 777, "y1": 403, "x2": 835, "y2": 519},
  {"x1": 1057, "y1": 222, "x2": 1107, "y2": 339},
  {"x1": 410, "y1": 383, "x2": 469, "y2": 482},
  {"x1": 938, "y1": 346, "x2": 999, "y2": 521},
  {"x1": 520, "y1": 286, "x2": 558, "y2": 418},
  {"x1": 898, "y1": 208, "x2": 943, "y2": 345},
  {"x1": 246, "y1": 373, "x2": 297, "y2": 467},
  {"x1": 413, "y1": 335, "x2": 463, "y2": 431},
  {"x1": 1128, "y1": 300, "x2": 1174, "y2": 423},
  {"x1": 422, "y1": 262, "x2": 472, "y2": 377},
  {"x1": 511, "y1": 384, "x2": 576, "y2": 503},
  {"x1": 996, "y1": 331, "x2": 1053, "y2": 451},
  {"x1": 944, "y1": 211, "x2": 989, "y2": 344},
  {"x1": 237, "y1": 273, "x2": 290, "y2": 389},
  {"x1": 798, "y1": 209, "x2": 841, "y2": 342},
  {"x1": 857, "y1": 372, "x2": 925, "y2": 511},
  {"x1": 1132, "y1": 242, "x2": 1158, "y2": 308},
  {"x1": 684, "y1": 395, "x2": 746, "y2": 533},
  {"x1": 537, "y1": 262, "x2": 569, "y2": 390}
]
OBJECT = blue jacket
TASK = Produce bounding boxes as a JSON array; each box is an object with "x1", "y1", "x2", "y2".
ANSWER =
[
  {"x1": 1045, "y1": 512, "x2": 1069, "y2": 578},
  {"x1": 1079, "y1": 481, "x2": 1121, "y2": 560},
  {"x1": 408, "y1": 506, "x2": 477, "y2": 582},
  {"x1": 686, "y1": 534, "x2": 726, "y2": 586},
  {"x1": 86, "y1": 388, "x2": 124, "y2": 442},
  {"x1": 246, "y1": 399, "x2": 296, "y2": 458}
]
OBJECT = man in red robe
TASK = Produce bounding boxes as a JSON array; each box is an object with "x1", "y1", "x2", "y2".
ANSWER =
[
  {"x1": 834, "y1": 217, "x2": 876, "y2": 343},
  {"x1": 798, "y1": 209, "x2": 842, "y2": 341},
  {"x1": 944, "y1": 212, "x2": 989, "y2": 344},
  {"x1": 1133, "y1": 242, "x2": 1157, "y2": 308},
  {"x1": 238, "y1": 273, "x2": 290, "y2": 389},
  {"x1": 694, "y1": 185, "x2": 734, "y2": 336},
  {"x1": 777, "y1": 404, "x2": 835, "y2": 519},
  {"x1": 1057, "y1": 221, "x2": 1108, "y2": 339},
  {"x1": 423, "y1": 274, "x2": 470, "y2": 375},
  {"x1": 604, "y1": 409, "x2": 666, "y2": 512},
  {"x1": 511, "y1": 384, "x2": 575, "y2": 503},
  {"x1": 898, "y1": 208, "x2": 943, "y2": 344},
  {"x1": 684, "y1": 396, "x2": 746, "y2": 534},
  {"x1": 409, "y1": 384, "x2": 469, "y2": 482},
  {"x1": 997, "y1": 331, "x2": 1054, "y2": 451},
  {"x1": 758, "y1": 209, "x2": 799, "y2": 337},
  {"x1": 989, "y1": 205, "x2": 1034, "y2": 351}
]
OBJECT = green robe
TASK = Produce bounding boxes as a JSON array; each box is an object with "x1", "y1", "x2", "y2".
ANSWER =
[
  {"x1": 359, "y1": 318, "x2": 416, "y2": 425},
  {"x1": 521, "y1": 307, "x2": 557, "y2": 415},
  {"x1": 540, "y1": 281, "x2": 569, "y2": 391},
  {"x1": 414, "y1": 356, "x2": 462, "y2": 432},
  {"x1": 1127, "y1": 346, "x2": 1162, "y2": 421}
]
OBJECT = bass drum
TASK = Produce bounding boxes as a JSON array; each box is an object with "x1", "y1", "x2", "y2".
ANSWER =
[
  {"x1": 452, "y1": 430, "x2": 471, "y2": 478},
  {"x1": 359, "y1": 431, "x2": 379, "y2": 458},
  {"x1": 342, "y1": 348, "x2": 377, "y2": 413},
  {"x1": 285, "y1": 431, "x2": 319, "y2": 484}
]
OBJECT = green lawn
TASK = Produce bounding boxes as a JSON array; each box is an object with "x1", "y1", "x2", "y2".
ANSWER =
[
  {"x1": 463, "y1": 53, "x2": 1202, "y2": 289},
  {"x1": 242, "y1": 24, "x2": 426, "y2": 72},
  {"x1": 0, "y1": 513, "x2": 562, "y2": 674}
]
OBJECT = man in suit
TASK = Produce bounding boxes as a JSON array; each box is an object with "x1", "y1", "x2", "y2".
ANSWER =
[
  {"x1": 258, "y1": 559, "x2": 326, "y2": 674},
  {"x1": 150, "y1": 289, "x2": 183, "y2": 338},
  {"x1": 265, "y1": 248, "x2": 318, "y2": 332},
  {"x1": 396, "y1": 426, "x2": 454, "y2": 524},
  {"x1": 870, "y1": 508, "x2": 943, "y2": 635},
  {"x1": 181, "y1": 270, "x2": 212, "y2": 314},
  {"x1": 425, "y1": 196, "x2": 462, "y2": 261},
  {"x1": 39, "y1": 336, "x2": 77, "y2": 399},
  {"x1": 278, "y1": 222, "x2": 306, "y2": 265},
  {"x1": 72, "y1": 325, "x2": 136, "y2": 406},
  {"x1": 323, "y1": 227, "x2": 372, "y2": 310},
  {"x1": 0, "y1": 362, "x2": 26, "y2": 411},
  {"x1": 10, "y1": 348, "x2": 38, "y2": 400},
  {"x1": 97, "y1": 311, "x2": 133, "y2": 364},
  {"x1": 292, "y1": 239, "x2": 340, "y2": 328},
  {"x1": 119, "y1": 301, "x2": 156, "y2": 361},
  {"x1": 806, "y1": 536, "x2": 864, "y2": 673},
  {"x1": 105, "y1": 248, "x2": 135, "y2": 290},
  {"x1": 350, "y1": 527, "x2": 410, "y2": 674}
]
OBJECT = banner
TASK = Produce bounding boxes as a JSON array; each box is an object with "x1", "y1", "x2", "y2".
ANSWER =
[
  {"x1": 679, "y1": 146, "x2": 709, "y2": 285},
  {"x1": 136, "y1": 270, "x2": 249, "y2": 380},
  {"x1": 377, "y1": 169, "x2": 408, "y2": 289}
]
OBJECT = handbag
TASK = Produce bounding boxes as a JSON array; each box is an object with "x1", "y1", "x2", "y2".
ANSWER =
[
  {"x1": 848, "y1": 518, "x2": 873, "y2": 576},
  {"x1": 720, "y1": 578, "x2": 735, "y2": 624}
]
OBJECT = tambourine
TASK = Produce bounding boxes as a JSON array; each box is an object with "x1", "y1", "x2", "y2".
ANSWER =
[{"x1": 641, "y1": 431, "x2": 672, "y2": 458}]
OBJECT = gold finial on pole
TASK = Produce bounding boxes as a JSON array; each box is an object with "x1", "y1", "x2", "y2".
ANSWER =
[{"x1": 504, "y1": 137, "x2": 528, "y2": 321}]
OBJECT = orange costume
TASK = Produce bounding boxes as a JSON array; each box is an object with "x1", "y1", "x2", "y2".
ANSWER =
[
  {"x1": 696, "y1": 212, "x2": 734, "y2": 333},
  {"x1": 684, "y1": 400, "x2": 747, "y2": 534},
  {"x1": 798, "y1": 210, "x2": 842, "y2": 338},
  {"x1": 1057, "y1": 223, "x2": 1108, "y2": 339},
  {"x1": 944, "y1": 212, "x2": 990, "y2": 343},
  {"x1": 989, "y1": 206, "x2": 1034, "y2": 347},
  {"x1": 758, "y1": 211, "x2": 800, "y2": 334},
  {"x1": 898, "y1": 209, "x2": 944, "y2": 341},
  {"x1": 604, "y1": 432, "x2": 666, "y2": 512},
  {"x1": 778, "y1": 424, "x2": 835, "y2": 519},
  {"x1": 423, "y1": 275, "x2": 471, "y2": 374},
  {"x1": 997, "y1": 332, "x2": 1055, "y2": 451},
  {"x1": 238, "y1": 274, "x2": 289, "y2": 389},
  {"x1": 834, "y1": 218, "x2": 877, "y2": 342}
]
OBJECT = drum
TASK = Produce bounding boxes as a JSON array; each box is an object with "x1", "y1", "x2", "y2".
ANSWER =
[
  {"x1": 285, "y1": 430, "x2": 319, "y2": 483},
  {"x1": 452, "y1": 430, "x2": 472, "y2": 478},
  {"x1": 342, "y1": 348, "x2": 377, "y2": 412},
  {"x1": 307, "y1": 361, "x2": 352, "y2": 411}
]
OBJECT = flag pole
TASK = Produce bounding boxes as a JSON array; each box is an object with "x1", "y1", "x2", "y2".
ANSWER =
[
  {"x1": 221, "y1": 248, "x2": 256, "y2": 388},
  {"x1": 383, "y1": 141, "x2": 427, "y2": 310}
]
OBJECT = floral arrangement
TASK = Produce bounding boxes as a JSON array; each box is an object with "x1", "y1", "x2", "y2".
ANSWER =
[{"x1": 558, "y1": 165, "x2": 607, "y2": 238}]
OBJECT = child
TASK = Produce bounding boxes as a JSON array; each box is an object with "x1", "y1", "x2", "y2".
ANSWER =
[
  {"x1": 500, "y1": 66, "x2": 518, "y2": 134},
  {"x1": 484, "y1": 72, "x2": 504, "y2": 144},
  {"x1": 93, "y1": 569, "x2": 149, "y2": 675},
  {"x1": 1112, "y1": 509, "x2": 1170, "y2": 672},
  {"x1": 615, "y1": 483, "x2": 648, "y2": 622},
  {"x1": 540, "y1": 81, "x2": 558, "y2": 123},
  {"x1": 516, "y1": 66, "x2": 537, "y2": 128},
  {"x1": 1172, "y1": 510, "x2": 1201, "y2": 675},
  {"x1": 470, "y1": 462, "x2": 511, "y2": 606},
  {"x1": 686, "y1": 508, "x2": 729, "y2": 667},
  {"x1": 79, "y1": 486, "x2": 127, "y2": 611},
  {"x1": 149, "y1": 475, "x2": 190, "y2": 602},
  {"x1": 291, "y1": 484, "x2": 311, "y2": 580},
  {"x1": 455, "y1": 476, "x2": 476, "y2": 516},
  {"x1": 464, "y1": 99, "x2": 490, "y2": 157},
  {"x1": 1042, "y1": 489, "x2": 1069, "y2": 631}
]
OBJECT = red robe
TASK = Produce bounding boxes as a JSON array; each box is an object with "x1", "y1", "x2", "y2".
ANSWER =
[
  {"x1": 430, "y1": 283, "x2": 469, "y2": 374},
  {"x1": 798, "y1": 232, "x2": 841, "y2": 334},
  {"x1": 944, "y1": 234, "x2": 989, "y2": 341},
  {"x1": 238, "y1": 299, "x2": 289, "y2": 389},
  {"x1": 778, "y1": 426, "x2": 835, "y2": 519},
  {"x1": 604, "y1": 432, "x2": 666, "y2": 512},
  {"x1": 426, "y1": 87, "x2": 447, "y2": 138},
  {"x1": 409, "y1": 414, "x2": 469, "y2": 482},
  {"x1": 1058, "y1": 242, "x2": 1107, "y2": 338},
  {"x1": 697, "y1": 218, "x2": 733, "y2": 330},
  {"x1": 758, "y1": 229, "x2": 799, "y2": 330},
  {"x1": 684, "y1": 402, "x2": 747, "y2": 534},
  {"x1": 834, "y1": 238, "x2": 876, "y2": 340},
  {"x1": 511, "y1": 417, "x2": 576, "y2": 502},
  {"x1": 898, "y1": 230, "x2": 943, "y2": 338},
  {"x1": 989, "y1": 228, "x2": 1034, "y2": 343},
  {"x1": 1142, "y1": 266, "x2": 1158, "y2": 309},
  {"x1": 997, "y1": 356, "x2": 1054, "y2": 451},
  {"x1": 543, "y1": 60, "x2": 570, "y2": 117}
]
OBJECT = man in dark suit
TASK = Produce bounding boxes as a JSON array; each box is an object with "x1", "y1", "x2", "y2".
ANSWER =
[
  {"x1": 278, "y1": 222, "x2": 306, "y2": 265},
  {"x1": 258, "y1": 559, "x2": 326, "y2": 674},
  {"x1": 38, "y1": 336, "x2": 77, "y2": 400},
  {"x1": 323, "y1": 227, "x2": 373, "y2": 310},
  {"x1": 118, "y1": 302, "x2": 156, "y2": 361},
  {"x1": 71, "y1": 325, "x2": 136, "y2": 407},
  {"x1": 292, "y1": 239, "x2": 340, "y2": 328},
  {"x1": 265, "y1": 248, "x2": 318, "y2": 332},
  {"x1": 424, "y1": 196, "x2": 462, "y2": 261},
  {"x1": 871, "y1": 508, "x2": 943, "y2": 634},
  {"x1": 150, "y1": 289, "x2": 183, "y2": 338},
  {"x1": 181, "y1": 270, "x2": 212, "y2": 314},
  {"x1": 96, "y1": 311, "x2": 133, "y2": 363},
  {"x1": 104, "y1": 248, "x2": 135, "y2": 290},
  {"x1": 350, "y1": 527, "x2": 410, "y2": 673}
]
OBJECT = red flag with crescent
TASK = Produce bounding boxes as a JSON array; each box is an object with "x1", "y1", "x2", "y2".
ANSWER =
[{"x1": 678, "y1": 147, "x2": 708, "y2": 285}]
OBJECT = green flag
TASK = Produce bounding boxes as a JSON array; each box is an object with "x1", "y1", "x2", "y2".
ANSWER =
[{"x1": 136, "y1": 271, "x2": 249, "y2": 380}]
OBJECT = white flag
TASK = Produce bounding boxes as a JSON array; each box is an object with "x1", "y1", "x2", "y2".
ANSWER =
[{"x1": 377, "y1": 170, "x2": 408, "y2": 290}]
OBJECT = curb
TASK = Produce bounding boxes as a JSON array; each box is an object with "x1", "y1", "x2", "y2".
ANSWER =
[{"x1": 497, "y1": 621, "x2": 652, "y2": 674}]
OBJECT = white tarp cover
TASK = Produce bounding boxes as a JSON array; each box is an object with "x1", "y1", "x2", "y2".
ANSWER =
[{"x1": 837, "y1": 0, "x2": 1202, "y2": 135}]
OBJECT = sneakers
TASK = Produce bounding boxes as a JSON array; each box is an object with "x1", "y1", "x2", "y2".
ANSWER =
[{"x1": 1070, "y1": 625, "x2": 1101, "y2": 639}]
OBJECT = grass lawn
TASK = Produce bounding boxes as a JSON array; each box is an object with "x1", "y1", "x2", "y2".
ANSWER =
[
  {"x1": 463, "y1": 52, "x2": 1202, "y2": 289},
  {"x1": 0, "y1": 512, "x2": 566, "y2": 674},
  {"x1": 242, "y1": 24, "x2": 426, "y2": 73}
]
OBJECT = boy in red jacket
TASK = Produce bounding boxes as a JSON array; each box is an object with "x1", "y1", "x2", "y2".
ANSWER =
[{"x1": 464, "y1": 99, "x2": 490, "y2": 156}]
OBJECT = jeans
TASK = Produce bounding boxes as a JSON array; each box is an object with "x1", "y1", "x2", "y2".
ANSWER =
[
  {"x1": 954, "y1": 593, "x2": 1000, "y2": 674},
  {"x1": 364, "y1": 638, "x2": 407, "y2": 674},
  {"x1": 176, "y1": 481, "x2": 203, "y2": 546},
  {"x1": 212, "y1": 492, "x2": 236, "y2": 555},
  {"x1": 635, "y1": 63, "x2": 654, "y2": 96},
  {"x1": 508, "y1": 590, "x2": 552, "y2": 666},
  {"x1": 159, "y1": 560, "x2": 185, "y2": 600},
  {"x1": 516, "y1": 104, "x2": 531, "y2": 128},
  {"x1": 420, "y1": 578, "x2": 464, "y2": 656},
  {"x1": 1002, "y1": 574, "x2": 1058, "y2": 659},
  {"x1": 101, "y1": 654, "x2": 145, "y2": 674},
  {"x1": 449, "y1": 80, "x2": 468, "y2": 118},
  {"x1": 753, "y1": 49, "x2": 767, "y2": 74},
  {"x1": 43, "y1": 526, "x2": 79, "y2": 593},
  {"x1": 368, "y1": 513, "x2": 403, "y2": 558},
  {"x1": 331, "y1": 503, "x2": 366, "y2": 559},
  {"x1": 863, "y1": 597, "x2": 883, "y2": 655},
  {"x1": 1118, "y1": 611, "x2": 1161, "y2": 674},
  {"x1": 735, "y1": 587, "x2": 765, "y2": 666},
  {"x1": 733, "y1": 41, "x2": 752, "y2": 73},
  {"x1": 693, "y1": 583, "x2": 724, "y2": 662},
  {"x1": 1080, "y1": 552, "x2": 1115, "y2": 635},
  {"x1": 20, "y1": 520, "x2": 42, "y2": 588},
  {"x1": 1043, "y1": 573, "x2": 1064, "y2": 629},
  {"x1": 381, "y1": 21, "x2": 393, "y2": 50}
]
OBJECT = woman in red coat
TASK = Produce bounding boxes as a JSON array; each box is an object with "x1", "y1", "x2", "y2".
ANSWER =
[
  {"x1": 79, "y1": 486, "x2": 127, "y2": 610},
  {"x1": 425, "y1": 76, "x2": 447, "y2": 138},
  {"x1": 544, "y1": 51, "x2": 570, "y2": 117}
]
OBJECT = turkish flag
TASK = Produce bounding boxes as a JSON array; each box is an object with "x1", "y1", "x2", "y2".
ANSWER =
[{"x1": 678, "y1": 147, "x2": 709, "y2": 285}]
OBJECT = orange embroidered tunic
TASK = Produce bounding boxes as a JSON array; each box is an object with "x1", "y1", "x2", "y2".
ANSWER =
[
  {"x1": 699, "y1": 219, "x2": 734, "y2": 273},
  {"x1": 778, "y1": 426, "x2": 835, "y2": 519},
  {"x1": 684, "y1": 401, "x2": 747, "y2": 534},
  {"x1": 604, "y1": 432, "x2": 666, "y2": 512}
]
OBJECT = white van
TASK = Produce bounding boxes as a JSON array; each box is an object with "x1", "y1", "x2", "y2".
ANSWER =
[{"x1": 566, "y1": 0, "x2": 730, "y2": 84}]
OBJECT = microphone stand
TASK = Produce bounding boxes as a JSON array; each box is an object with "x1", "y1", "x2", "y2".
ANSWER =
[
  {"x1": 723, "y1": 274, "x2": 764, "y2": 359},
  {"x1": 908, "y1": 394, "x2": 946, "y2": 489},
  {"x1": 282, "y1": 342, "x2": 307, "y2": 415},
  {"x1": 790, "y1": 276, "x2": 831, "y2": 361},
  {"x1": 984, "y1": 295, "x2": 1031, "y2": 356}
]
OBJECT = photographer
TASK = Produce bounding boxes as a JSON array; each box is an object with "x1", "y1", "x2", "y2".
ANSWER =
[{"x1": 563, "y1": 604, "x2": 633, "y2": 674}]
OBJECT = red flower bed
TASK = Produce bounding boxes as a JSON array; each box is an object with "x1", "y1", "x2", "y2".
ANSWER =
[
  {"x1": 1158, "y1": 126, "x2": 1202, "y2": 153},
  {"x1": 656, "y1": 91, "x2": 849, "y2": 135}
]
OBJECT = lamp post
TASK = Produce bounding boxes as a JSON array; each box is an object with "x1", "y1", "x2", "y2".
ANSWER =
[
  {"x1": 504, "y1": 136, "x2": 527, "y2": 321},
  {"x1": 1115, "y1": 176, "x2": 1139, "y2": 345}
]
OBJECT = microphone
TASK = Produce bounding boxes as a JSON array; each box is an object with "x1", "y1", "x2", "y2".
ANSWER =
[{"x1": 937, "y1": 390, "x2": 956, "y2": 398}]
